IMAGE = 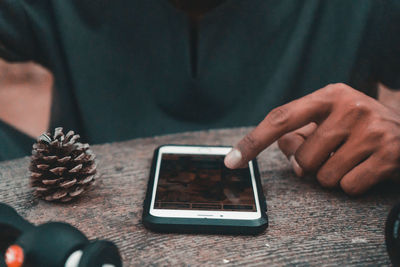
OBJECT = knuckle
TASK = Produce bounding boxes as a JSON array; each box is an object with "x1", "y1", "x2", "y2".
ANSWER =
[
  {"x1": 267, "y1": 106, "x2": 289, "y2": 127},
  {"x1": 322, "y1": 83, "x2": 350, "y2": 97},
  {"x1": 333, "y1": 82, "x2": 350, "y2": 90},
  {"x1": 324, "y1": 83, "x2": 337, "y2": 91},
  {"x1": 344, "y1": 100, "x2": 370, "y2": 118},
  {"x1": 364, "y1": 123, "x2": 385, "y2": 142},
  {"x1": 317, "y1": 169, "x2": 339, "y2": 188},
  {"x1": 294, "y1": 151, "x2": 314, "y2": 173},
  {"x1": 341, "y1": 181, "x2": 361, "y2": 196}
]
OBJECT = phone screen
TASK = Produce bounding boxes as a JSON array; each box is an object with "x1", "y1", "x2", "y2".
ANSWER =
[{"x1": 154, "y1": 153, "x2": 256, "y2": 212}]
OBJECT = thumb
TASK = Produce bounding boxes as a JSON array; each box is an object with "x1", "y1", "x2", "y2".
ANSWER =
[{"x1": 278, "y1": 123, "x2": 317, "y2": 176}]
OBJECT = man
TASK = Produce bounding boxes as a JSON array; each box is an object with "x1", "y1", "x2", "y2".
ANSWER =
[{"x1": 0, "y1": 0, "x2": 399, "y2": 195}]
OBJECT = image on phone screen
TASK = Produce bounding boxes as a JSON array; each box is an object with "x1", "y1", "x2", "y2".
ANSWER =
[
  {"x1": 149, "y1": 146, "x2": 261, "y2": 220},
  {"x1": 155, "y1": 154, "x2": 256, "y2": 211}
]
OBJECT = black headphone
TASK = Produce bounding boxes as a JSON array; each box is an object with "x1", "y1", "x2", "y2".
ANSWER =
[{"x1": 0, "y1": 203, "x2": 122, "y2": 267}]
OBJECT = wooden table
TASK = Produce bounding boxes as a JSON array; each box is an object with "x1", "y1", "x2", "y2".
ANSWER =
[{"x1": 1, "y1": 128, "x2": 399, "y2": 266}]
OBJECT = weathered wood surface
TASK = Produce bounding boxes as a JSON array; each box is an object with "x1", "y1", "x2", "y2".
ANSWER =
[{"x1": 1, "y1": 127, "x2": 399, "y2": 266}]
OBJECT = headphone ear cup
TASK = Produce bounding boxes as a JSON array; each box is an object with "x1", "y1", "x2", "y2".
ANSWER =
[
  {"x1": 386, "y1": 202, "x2": 400, "y2": 266},
  {"x1": 0, "y1": 203, "x2": 33, "y2": 253},
  {"x1": 78, "y1": 240, "x2": 122, "y2": 267},
  {"x1": 16, "y1": 222, "x2": 89, "y2": 267}
]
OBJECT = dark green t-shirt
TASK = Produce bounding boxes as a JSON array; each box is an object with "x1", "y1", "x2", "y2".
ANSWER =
[{"x1": 0, "y1": 0, "x2": 399, "y2": 161}]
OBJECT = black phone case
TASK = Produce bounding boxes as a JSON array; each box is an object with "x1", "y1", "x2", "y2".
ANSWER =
[{"x1": 142, "y1": 145, "x2": 268, "y2": 235}]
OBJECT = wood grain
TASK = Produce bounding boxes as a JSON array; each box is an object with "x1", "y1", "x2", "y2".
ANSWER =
[{"x1": 0, "y1": 128, "x2": 399, "y2": 266}]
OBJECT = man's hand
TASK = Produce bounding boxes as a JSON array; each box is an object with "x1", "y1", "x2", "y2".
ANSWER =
[{"x1": 224, "y1": 83, "x2": 400, "y2": 195}]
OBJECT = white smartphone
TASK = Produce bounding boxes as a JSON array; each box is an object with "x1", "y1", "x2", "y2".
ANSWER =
[{"x1": 142, "y1": 145, "x2": 268, "y2": 235}]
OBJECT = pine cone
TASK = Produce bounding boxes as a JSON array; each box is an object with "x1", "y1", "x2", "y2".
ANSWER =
[{"x1": 30, "y1": 127, "x2": 96, "y2": 202}]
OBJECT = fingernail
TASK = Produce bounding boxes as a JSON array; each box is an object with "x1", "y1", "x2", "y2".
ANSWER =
[
  {"x1": 290, "y1": 155, "x2": 304, "y2": 177},
  {"x1": 225, "y1": 149, "x2": 242, "y2": 169}
]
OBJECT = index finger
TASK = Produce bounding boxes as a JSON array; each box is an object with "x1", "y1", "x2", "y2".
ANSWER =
[{"x1": 224, "y1": 92, "x2": 332, "y2": 169}]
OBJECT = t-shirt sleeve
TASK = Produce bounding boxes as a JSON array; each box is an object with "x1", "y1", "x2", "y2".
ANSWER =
[
  {"x1": 0, "y1": 120, "x2": 35, "y2": 161},
  {"x1": 0, "y1": 0, "x2": 37, "y2": 62},
  {"x1": 375, "y1": 1, "x2": 400, "y2": 89},
  {"x1": 0, "y1": 0, "x2": 44, "y2": 161}
]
